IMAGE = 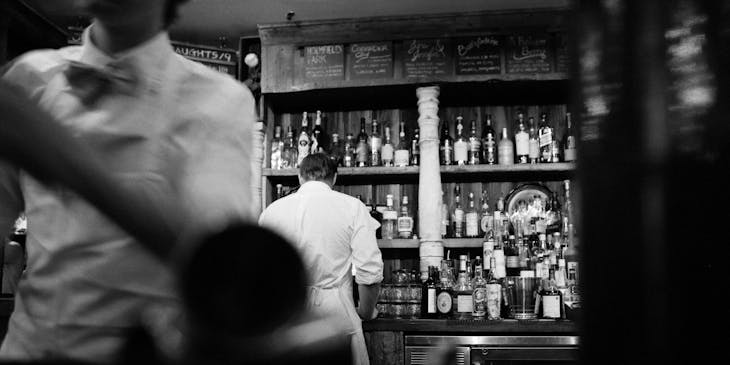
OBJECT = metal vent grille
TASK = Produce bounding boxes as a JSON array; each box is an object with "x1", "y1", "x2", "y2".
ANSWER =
[{"x1": 405, "y1": 346, "x2": 470, "y2": 365}]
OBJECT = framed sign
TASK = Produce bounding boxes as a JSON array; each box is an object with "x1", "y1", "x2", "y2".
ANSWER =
[
  {"x1": 172, "y1": 41, "x2": 238, "y2": 78},
  {"x1": 303, "y1": 44, "x2": 345, "y2": 80},
  {"x1": 402, "y1": 38, "x2": 453, "y2": 78},
  {"x1": 505, "y1": 34, "x2": 553, "y2": 74},
  {"x1": 455, "y1": 36, "x2": 502, "y2": 75},
  {"x1": 347, "y1": 42, "x2": 393, "y2": 79}
]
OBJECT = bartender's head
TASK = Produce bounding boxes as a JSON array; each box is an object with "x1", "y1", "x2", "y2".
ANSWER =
[
  {"x1": 298, "y1": 153, "x2": 338, "y2": 187},
  {"x1": 75, "y1": 0, "x2": 190, "y2": 29}
]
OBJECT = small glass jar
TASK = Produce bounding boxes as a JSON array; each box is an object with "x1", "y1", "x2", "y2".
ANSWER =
[
  {"x1": 406, "y1": 302, "x2": 421, "y2": 318},
  {"x1": 391, "y1": 285, "x2": 406, "y2": 302},
  {"x1": 391, "y1": 303, "x2": 405, "y2": 318}
]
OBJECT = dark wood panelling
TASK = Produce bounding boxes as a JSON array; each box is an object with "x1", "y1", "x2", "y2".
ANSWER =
[{"x1": 364, "y1": 330, "x2": 405, "y2": 365}]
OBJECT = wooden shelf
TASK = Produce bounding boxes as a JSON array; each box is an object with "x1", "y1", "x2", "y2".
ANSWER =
[
  {"x1": 378, "y1": 238, "x2": 484, "y2": 249},
  {"x1": 264, "y1": 163, "x2": 575, "y2": 182}
]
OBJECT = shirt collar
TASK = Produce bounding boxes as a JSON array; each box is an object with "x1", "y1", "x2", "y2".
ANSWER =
[
  {"x1": 298, "y1": 181, "x2": 333, "y2": 193},
  {"x1": 77, "y1": 24, "x2": 174, "y2": 85}
]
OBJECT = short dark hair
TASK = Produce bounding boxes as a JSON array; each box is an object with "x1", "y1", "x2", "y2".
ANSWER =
[
  {"x1": 299, "y1": 153, "x2": 337, "y2": 182},
  {"x1": 164, "y1": 0, "x2": 190, "y2": 28}
]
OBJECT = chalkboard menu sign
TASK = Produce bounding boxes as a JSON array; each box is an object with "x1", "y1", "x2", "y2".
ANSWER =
[
  {"x1": 172, "y1": 42, "x2": 238, "y2": 78},
  {"x1": 402, "y1": 39, "x2": 453, "y2": 78},
  {"x1": 555, "y1": 33, "x2": 570, "y2": 74},
  {"x1": 303, "y1": 44, "x2": 345, "y2": 80},
  {"x1": 455, "y1": 36, "x2": 502, "y2": 75},
  {"x1": 347, "y1": 42, "x2": 393, "y2": 79},
  {"x1": 505, "y1": 35, "x2": 553, "y2": 74}
]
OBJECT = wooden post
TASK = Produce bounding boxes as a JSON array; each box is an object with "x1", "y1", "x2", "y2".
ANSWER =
[
  {"x1": 250, "y1": 120, "x2": 265, "y2": 217},
  {"x1": 416, "y1": 86, "x2": 444, "y2": 275}
]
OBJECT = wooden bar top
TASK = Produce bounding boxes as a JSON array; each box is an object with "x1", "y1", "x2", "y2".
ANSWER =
[{"x1": 362, "y1": 318, "x2": 578, "y2": 333}]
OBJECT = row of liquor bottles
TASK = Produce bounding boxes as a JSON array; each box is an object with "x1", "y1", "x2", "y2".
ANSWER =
[
  {"x1": 420, "y1": 245, "x2": 579, "y2": 320},
  {"x1": 269, "y1": 110, "x2": 577, "y2": 169}
]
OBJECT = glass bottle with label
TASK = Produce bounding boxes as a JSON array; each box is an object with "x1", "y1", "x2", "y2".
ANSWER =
[
  {"x1": 538, "y1": 267, "x2": 564, "y2": 319},
  {"x1": 528, "y1": 116, "x2": 540, "y2": 163},
  {"x1": 468, "y1": 119, "x2": 481, "y2": 165},
  {"x1": 454, "y1": 116, "x2": 468, "y2": 165},
  {"x1": 343, "y1": 133, "x2": 355, "y2": 167},
  {"x1": 381, "y1": 194, "x2": 398, "y2": 240},
  {"x1": 281, "y1": 125, "x2": 297, "y2": 169},
  {"x1": 538, "y1": 113, "x2": 554, "y2": 163},
  {"x1": 515, "y1": 111, "x2": 530, "y2": 164},
  {"x1": 440, "y1": 120, "x2": 454, "y2": 165},
  {"x1": 369, "y1": 118, "x2": 382, "y2": 167},
  {"x1": 274, "y1": 184, "x2": 284, "y2": 200},
  {"x1": 410, "y1": 127, "x2": 420, "y2": 166},
  {"x1": 329, "y1": 133, "x2": 342, "y2": 166},
  {"x1": 479, "y1": 192, "x2": 492, "y2": 237},
  {"x1": 482, "y1": 114, "x2": 497, "y2": 164},
  {"x1": 563, "y1": 112, "x2": 577, "y2": 162},
  {"x1": 270, "y1": 125, "x2": 283, "y2": 169},
  {"x1": 504, "y1": 235, "x2": 520, "y2": 277},
  {"x1": 436, "y1": 264, "x2": 454, "y2": 318},
  {"x1": 453, "y1": 255, "x2": 474, "y2": 319},
  {"x1": 421, "y1": 266, "x2": 438, "y2": 318},
  {"x1": 310, "y1": 110, "x2": 329, "y2": 154},
  {"x1": 497, "y1": 127, "x2": 514, "y2": 165},
  {"x1": 472, "y1": 258, "x2": 487, "y2": 318},
  {"x1": 452, "y1": 185, "x2": 465, "y2": 238},
  {"x1": 395, "y1": 121, "x2": 410, "y2": 167},
  {"x1": 465, "y1": 192, "x2": 479, "y2": 238},
  {"x1": 356, "y1": 117, "x2": 369, "y2": 167},
  {"x1": 297, "y1": 112, "x2": 310, "y2": 167},
  {"x1": 381, "y1": 125, "x2": 394, "y2": 167},
  {"x1": 485, "y1": 257, "x2": 502, "y2": 320},
  {"x1": 441, "y1": 190, "x2": 450, "y2": 238},
  {"x1": 397, "y1": 195, "x2": 414, "y2": 239}
]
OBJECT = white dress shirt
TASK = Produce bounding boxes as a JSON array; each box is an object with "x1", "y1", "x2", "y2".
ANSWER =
[{"x1": 0, "y1": 27, "x2": 256, "y2": 361}]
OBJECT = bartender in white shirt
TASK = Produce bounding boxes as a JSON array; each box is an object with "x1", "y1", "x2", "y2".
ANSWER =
[{"x1": 259, "y1": 153, "x2": 383, "y2": 365}]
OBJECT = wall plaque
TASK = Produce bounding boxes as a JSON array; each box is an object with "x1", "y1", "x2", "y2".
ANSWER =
[
  {"x1": 402, "y1": 39, "x2": 453, "y2": 78},
  {"x1": 455, "y1": 36, "x2": 502, "y2": 75},
  {"x1": 347, "y1": 42, "x2": 393, "y2": 79},
  {"x1": 303, "y1": 44, "x2": 345, "y2": 80},
  {"x1": 505, "y1": 34, "x2": 553, "y2": 74}
]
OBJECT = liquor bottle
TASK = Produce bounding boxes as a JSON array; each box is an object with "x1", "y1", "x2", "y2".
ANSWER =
[
  {"x1": 310, "y1": 110, "x2": 329, "y2": 154},
  {"x1": 381, "y1": 125, "x2": 394, "y2": 167},
  {"x1": 441, "y1": 190, "x2": 450, "y2": 238},
  {"x1": 397, "y1": 195, "x2": 414, "y2": 239},
  {"x1": 465, "y1": 192, "x2": 479, "y2": 238},
  {"x1": 471, "y1": 258, "x2": 487, "y2": 318},
  {"x1": 515, "y1": 111, "x2": 530, "y2": 164},
  {"x1": 538, "y1": 113, "x2": 554, "y2": 163},
  {"x1": 274, "y1": 184, "x2": 284, "y2": 200},
  {"x1": 356, "y1": 118, "x2": 369, "y2": 167},
  {"x1": 485, "y1": 257, "x2": 502, "y2": 320},
  {"x1": 504, "y1": 235, "x2": 520, "y2": 277},
  {"x1": 563, "y1": 112, "x2": 577, "y2": 162},
  {"x1": 528, "y1": 117, "x2": 540, "y2": 163},
  {"x1": 395, "y1": 121, "x2": 410, "y2": 167},
  {"x1": 479, "y1": 192, "x2": 492, "y2": 237},
  {"x1": 550, "y1": 136, "x2": 561, "y2": 163},
  {"x1": 538, "y1": 267, "x2": 564, "y2": 319},
  {"x1": 436, "y1": 264, "x2": 454, "y2": 318},
  {"x1": 452, "y1": 185, "x2": 465, "y2": 238},
  {"x1": 367, "y1": 197, "x2": 383, "y2": 239},
  {"x1": 281, "y1": 125, "x2": 297, "y2": 169},
  {"x1": 468, "y1": 119, "x2": 482, "y2": 165},
  {"x1": 369, "y1": 118, "x2": 382, "y2": 166},
  {"x1": 453, "y1": 255, "x2": 474, "y2": 319},
  {"x1": 410, "y1": 128, "x2": 420, "y2": 166},
  {"x1": 297, "y1": 112, "x2": 310, "y2": 167},
  {"x1": 343, "y1": 133, "x2": 356, "y2": 167},
  {"x1": 454, "y1": 116, "x2": 468, "y2": 165},
  {"x1": 329, "y1": 133, "x2": 343, "y2": 166},
  {"x1": 270, "y1": 125, "x2": 283, "y2": 169},
  {"x1": 482, "y1": 114, "x2": 497, "y2": 164},
  {"x1": 381, "y1": 194, "x2": 398, "y2": 239},
  {"x1": 439, "y1": 120, "x2": 454, "y2": 165},
  {"x1": 492, "y1": 230, "x2": 506, "y2": 279},
  {"x1": 497, "y1": 127, "x2": 514, "y2": 165},
  {"x1": 421, "y1": 266, "x2": 438, "y2": 318},
  {"x1": 547, "y1": 192, "x2": 562, "y2": 234}
]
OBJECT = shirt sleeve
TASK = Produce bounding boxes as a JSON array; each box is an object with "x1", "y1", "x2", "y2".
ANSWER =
[{"x1": 351, "y1": 202, "x2": 384, "y2": 285}]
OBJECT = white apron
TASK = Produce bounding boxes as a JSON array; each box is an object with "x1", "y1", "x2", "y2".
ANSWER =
[{"x1": 294, "y1": 193, "x2": 369, "y2": 365}]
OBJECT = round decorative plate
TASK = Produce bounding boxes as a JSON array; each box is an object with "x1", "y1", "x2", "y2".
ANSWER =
[{"x1": 505, "y1": 183, "x2": 552, "y2": 215}]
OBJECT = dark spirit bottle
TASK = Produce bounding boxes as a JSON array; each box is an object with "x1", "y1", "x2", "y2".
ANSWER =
[
  {"x1": 343, "y1": 133, "x2": 355, "y2": 167},
  {"x1": 452, "y1": 185, "x2": 464, "y2": 238},
  {"x1": 356, "y1": 117, "x2": 369, "y2": 167},
  {"x1": 281, "y1": 125, "x2": 297, "y2": 169},
  {"x1": 421, "y1": 266, "x2": 438, "y2": 318},
  {"x1": 538, "y1": 113, "x2": 554, "y2": 163},
  {"x1": 394, "y1": 121, "x2": 410, "y2": 167},
  {"x1": 468, "y1": 119, "x2": 481, "y2": 165},
  {"x1": 528, "y1": 116, "x2": 540, "y2": 164},
  {"x1": 297, "y1": 112, "x2": 310, "y2": 167},
  {"x1": 329, "y1": 133, "x2": 343, "y2": 166},
  {"x1": 563, "y1": 112, "x2": 577, "y2": 162},
  {"x1": 270, "y1": 125, "x2": 283, "y2": 169},
  {"x1": 410, "y1": 128, "x2": 420, "y2": 166},
  {"x1": 454, "y1": 116, "x2": 468, "y2": 166},
  {"x1": 482, "y1": 114, "x2": 497, "y2": 164},
  {"x1": 310, "y1": 110, "x2": 329, "y2": 154},
  {"x1": 538, "y1": 267, "x2": 564, "y2": 319}
]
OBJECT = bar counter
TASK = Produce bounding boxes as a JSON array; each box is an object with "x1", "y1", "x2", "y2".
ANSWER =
[{"x1": 363, "y1": 318, "x2": 577, "y2": 333}]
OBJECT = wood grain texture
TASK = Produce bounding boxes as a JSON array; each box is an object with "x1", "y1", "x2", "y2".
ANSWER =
[{"x1": 364, "y1": 331, "x2": 405, "y2": 365}]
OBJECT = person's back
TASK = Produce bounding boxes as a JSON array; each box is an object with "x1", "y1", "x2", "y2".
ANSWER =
[{"x1": 259, "y1": 153, "x2": 382, "y2": 365}]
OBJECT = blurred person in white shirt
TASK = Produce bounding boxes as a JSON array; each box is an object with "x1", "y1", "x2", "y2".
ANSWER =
[
  {"x1": 0, "y1": 0, "x2": 257, "y2": 362},
  {"x1": 259, "y1": 153, "x2": 383, "y2": 365}
]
